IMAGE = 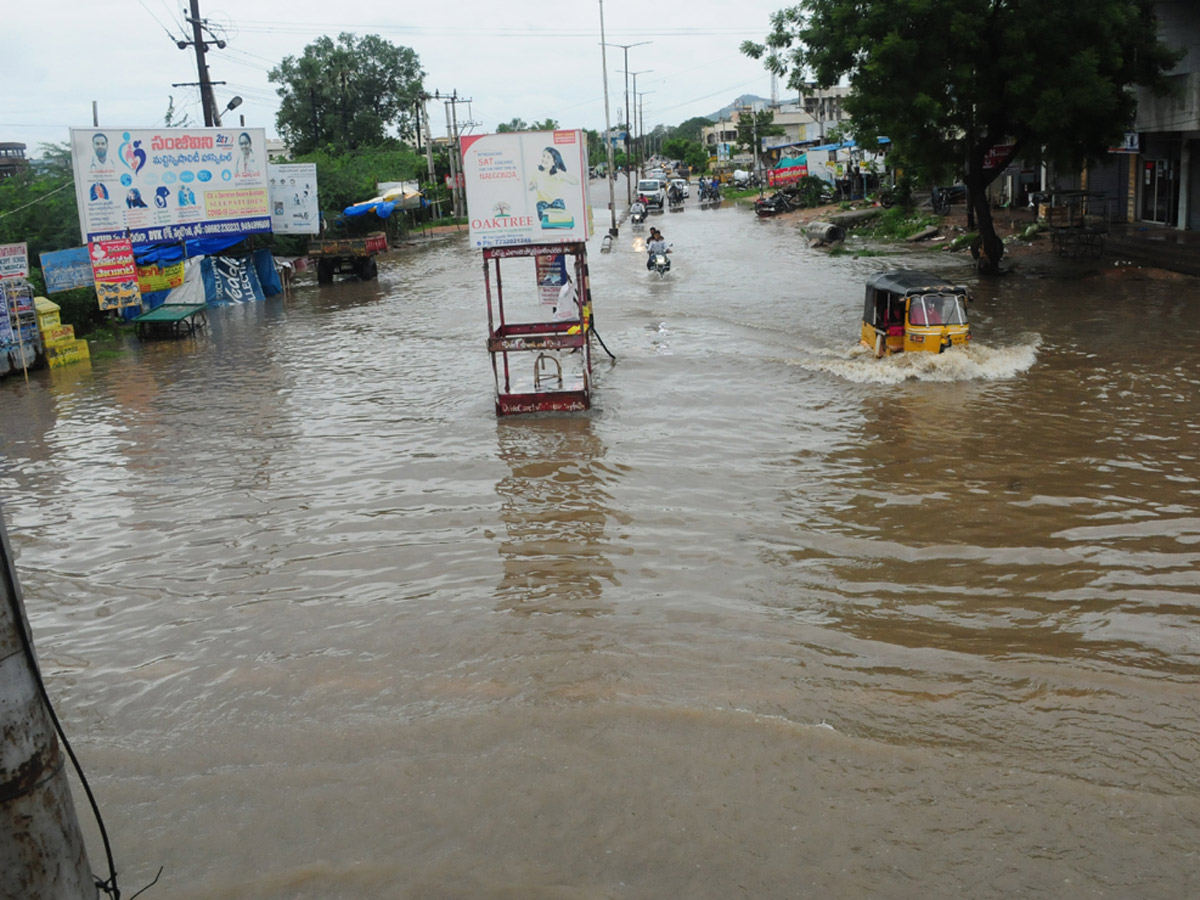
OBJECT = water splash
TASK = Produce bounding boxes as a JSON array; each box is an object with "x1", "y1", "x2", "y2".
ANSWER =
[{"x1": 801, "y1": 335, "x2": 1042, "y2": 384}]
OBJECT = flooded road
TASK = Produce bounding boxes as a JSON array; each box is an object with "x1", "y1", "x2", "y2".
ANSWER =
[{"x1": 2, "y1": 190, "x2": 1199, "y2": 899}]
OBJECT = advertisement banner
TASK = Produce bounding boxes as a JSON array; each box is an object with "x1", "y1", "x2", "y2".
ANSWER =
[
  {"x1": 200, "y1": 256, "x2": 265, "y2": 304},
  {"x1": 461, "y1": 130, "x2": 591, "y2": 249},
  {"x1": 0, "y1": 243, "x2": 29, "y2": 280},
  {"x1": 136, "y1": 260, "x2": 186, "y2": 293},
  {"x1": 268, "y1": 163, "x2": 320, "y2": 235},
  {"x1": 767, "y1": 164, "x2": 808, "y2": 187},
  {"x1": 89, "y1": 239, "x2": 142, "y2": 310},
  {"x1": 70, "y1": 127, "x2": 272, "y2": 245},
  {"x1": 40, "y1": 246, "x2": 95, "y2": 293},
  {"x1": 0, "y1": 284, "x2": 13, "y2": 345}
]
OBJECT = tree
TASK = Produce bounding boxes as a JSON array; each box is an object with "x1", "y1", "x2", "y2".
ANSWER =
[
  {"x1": 497, "y1": 118, "x2": 529, "y2": 133},
  {"x1": 270, "y1": 33, "x2": 424, "y2": 155},
  {"x1": 163, "y1": 96, "x2": 192, "y2": 129},
  {"x1": 743, "y1": 0, "x2": 1180, "y2": 273},
  {"x1": 735, "y1": 110, "x2": 784, "y2": 155},
  {"x1": 675, "y1": 116, "x2": 715, "y2": 142}
]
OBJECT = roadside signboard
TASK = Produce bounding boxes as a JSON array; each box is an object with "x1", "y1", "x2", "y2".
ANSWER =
[
  {"x1": 88, "y1": 239, "x2": 141, "y2": 309},
  {"x1": 268, "y1": 162, "x2": 320, "y2": 235},
  {"x1": 0, "y1": 243, "x2": 28, "y2": 280},
  {"x1": 70, "y1": 127, "x2": 271, "y2": 245},
  {"x1": 40, "y1": 247, "x2": 95, "y2": 293},
  {"x1": 461, "y1": 130, "x2": 591, "y2": 249}
]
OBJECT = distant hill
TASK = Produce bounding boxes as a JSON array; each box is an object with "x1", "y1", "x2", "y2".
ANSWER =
[{"x1": 707, "y1": 95, "x2": 771, "y2": 121}]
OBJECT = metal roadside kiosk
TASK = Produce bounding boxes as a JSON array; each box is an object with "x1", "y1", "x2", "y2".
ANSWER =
[
  {"x1": 461, "y1": 129, "x2": 597, "y2": 416},
  {"x1": 483, "y1": 241, "x2": 594, "y2": 415}
]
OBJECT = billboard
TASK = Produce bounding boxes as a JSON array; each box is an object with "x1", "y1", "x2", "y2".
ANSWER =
[
  {"x1": 268, "y1": 163, "x2": 320, "y2": 235},
  {"x1": 0, "y1": 243, "x2": 28, "y2": 280},
  {"x1": 40, "y1": 247, "x2": 94, "y2": 293},
  {"x1": 460, "y1": 130, "x2": 590, "y2": 249},
  {"x1": 70, "y1": 127, "x2": 272, "y2": 245}
]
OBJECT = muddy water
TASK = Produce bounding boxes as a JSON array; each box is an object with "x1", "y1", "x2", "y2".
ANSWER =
[{"x1": 2, "y1": 196, "x2": 1199, "y2": 899}]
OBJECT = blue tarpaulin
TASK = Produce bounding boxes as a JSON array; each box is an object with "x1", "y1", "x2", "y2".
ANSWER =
[
  {"x1": 252, "y1": 248, "x2": 283, "y2": 296},
  {"x1": 133, "y1": 235, "x2": 247, "y2": 266}
]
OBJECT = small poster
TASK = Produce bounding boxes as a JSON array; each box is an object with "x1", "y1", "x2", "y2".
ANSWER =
[
  {"x1": 535, "y1": 254, "x2": 567, "y2": 306},
  {"x1": 0, "y1": 243, "x2": 29, "y2": 280},
  {"x1": 268, "y1": 163, "x2": 320, "y2": 235},
  {"x1": 89, "y1": 239, "x2": 141, "y2": 310}
]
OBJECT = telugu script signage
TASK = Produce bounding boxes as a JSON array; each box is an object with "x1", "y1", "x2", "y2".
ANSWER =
[
  {"x1": 89, "y1": 239, "x2": 141, "y2": 310},
  {"x1": 70, "y1": 127, "x2": 272, "y2": 245}
]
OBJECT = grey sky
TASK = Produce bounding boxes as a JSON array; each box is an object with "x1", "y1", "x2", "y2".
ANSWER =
[{"x1": 1, "y1": 0, "x2": 789, "y2": 154}]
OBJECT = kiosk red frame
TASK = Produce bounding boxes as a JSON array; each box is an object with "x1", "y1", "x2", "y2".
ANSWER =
[{"x1": 483, "y1": 240, "x2": 593, "y2": 415}]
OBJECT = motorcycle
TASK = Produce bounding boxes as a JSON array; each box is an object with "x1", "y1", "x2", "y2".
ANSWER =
[
  {"x1": 754, "y1": 191, "x2": 793, "y2": 217},
  {"x1": 699, "y1": 182, "x2": 722, "y2": 204},
  {"x1": 931, "y1": 184, "x2": 968, "y2": 215},
  {"x1": 630, "y1": 201, "x2": 647, "y2": 228},
  {"x1": 667, "y1": 185, "x2": 685, "y2": 211},
  {"x1": 647, "y1": 245, "x2": 673, "y2": 279}
]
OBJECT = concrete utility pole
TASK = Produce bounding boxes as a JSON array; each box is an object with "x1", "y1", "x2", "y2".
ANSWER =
[
  {"x1": 437, "y1": 91, "x2": 471, "y2": 218},
  {"x1": 420, "y1": 94, "x2": 436, "y2": 189},
  {"x1": 1, "y1": 511, "x2": 97, "y2": 899},
  {"x1": 184, "y1": 0, "x2": 219, "y2": 127}
]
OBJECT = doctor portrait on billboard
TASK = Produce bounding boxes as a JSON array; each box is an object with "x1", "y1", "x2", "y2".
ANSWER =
[
  {"x1": 89, "y1": 132, "x2": 114, "y2": 172},
  {"x1": 234, "y1": 132, "x2": 259, "y2": 176}
]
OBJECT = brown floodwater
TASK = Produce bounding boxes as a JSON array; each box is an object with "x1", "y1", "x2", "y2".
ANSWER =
[{"x1": 2, "y1": 195, "x2": 1198, "y2": 899}]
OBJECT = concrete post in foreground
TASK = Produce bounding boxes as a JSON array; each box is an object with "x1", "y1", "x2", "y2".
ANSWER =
[{"x1": 0, "y1": 511, "x2": 98, "y2": 900}]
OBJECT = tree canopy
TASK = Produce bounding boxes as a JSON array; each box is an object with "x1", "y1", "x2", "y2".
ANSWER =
[
  {"x1": 674, "y1": 116, "x2": 715, "y2": 142},
  {"x1": 496, "y1": 118, "x2": 560, "y2": 133},
  {"x1": 270, "y1": 33, "x2": 424, "y2": 155},
  {"x1": 743, "y1": 0, "x2": 1180, "y2": 272}
]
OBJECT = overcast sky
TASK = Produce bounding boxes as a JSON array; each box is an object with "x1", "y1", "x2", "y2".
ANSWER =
[{"x1": 2, "y1": 0, "x2": 793, "y2": 155}]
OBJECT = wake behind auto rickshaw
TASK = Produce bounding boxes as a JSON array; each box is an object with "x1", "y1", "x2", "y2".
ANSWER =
[{"x1": 861, "y1": 270, "x2": 971, "y2": 358}]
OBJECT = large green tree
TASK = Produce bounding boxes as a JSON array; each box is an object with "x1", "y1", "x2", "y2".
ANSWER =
[
  {"x1": 743, "y1": 0, "x2": 1180, "y2": 273},
  {"x1": 271, "y1": 33, "x2": 424, "y2": 155}
]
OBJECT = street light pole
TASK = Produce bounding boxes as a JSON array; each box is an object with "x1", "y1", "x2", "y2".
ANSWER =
[
  {"x1": 598, "y1": 0, "x2": 618, "y2": 233},
  {"x1": 625, "y1": 69, "x2": 653, "y2": 181},
  {"x1": 637, "y1": 90, "x2": 654, "y2": 171},
  {"x1": 604, "y1": 40, "x2": 650, "y2": 206}
]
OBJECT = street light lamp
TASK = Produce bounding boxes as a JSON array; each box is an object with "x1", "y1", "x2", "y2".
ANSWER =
[{"x1": 214, "y1": 94, "x2": 242, "y2": 127}]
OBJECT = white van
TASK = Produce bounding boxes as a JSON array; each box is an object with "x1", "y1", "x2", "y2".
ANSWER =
[{"x1": 636, "y1": 178, "x2": 667, "y2": 209}]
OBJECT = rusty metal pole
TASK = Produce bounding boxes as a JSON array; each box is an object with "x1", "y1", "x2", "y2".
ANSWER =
[{"x1": 0, "y1": 511, "x2": 97, "y2": 899}]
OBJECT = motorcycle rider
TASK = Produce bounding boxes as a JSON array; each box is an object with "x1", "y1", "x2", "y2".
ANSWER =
[
  {"x1": 631, "y1": 195, "x2": 648, "y2": 223},
  {"x1": 646, "y1": 231, "x2": 670, "y2": 271}
]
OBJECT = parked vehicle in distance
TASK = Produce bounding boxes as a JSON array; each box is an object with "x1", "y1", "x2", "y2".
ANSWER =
[
  {"x1": 308, "y1": 231, "x2": 387, "y2": 283},
  {"x1": 636, "y1": 178, "x2": 667, "y2": 209},
  {"x1": 669, "y1": 178, "x2": 690, "y2": 199}
]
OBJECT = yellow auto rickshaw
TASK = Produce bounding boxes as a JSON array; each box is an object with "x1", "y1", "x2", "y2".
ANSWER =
[{"x1": 860, "y1": 270, "x2": 972, "y2": 358}]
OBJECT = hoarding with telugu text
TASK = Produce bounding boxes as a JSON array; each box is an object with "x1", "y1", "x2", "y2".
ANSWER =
[{"x1": 70, "y1": 127, "x2": 271, "y2": 245}]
